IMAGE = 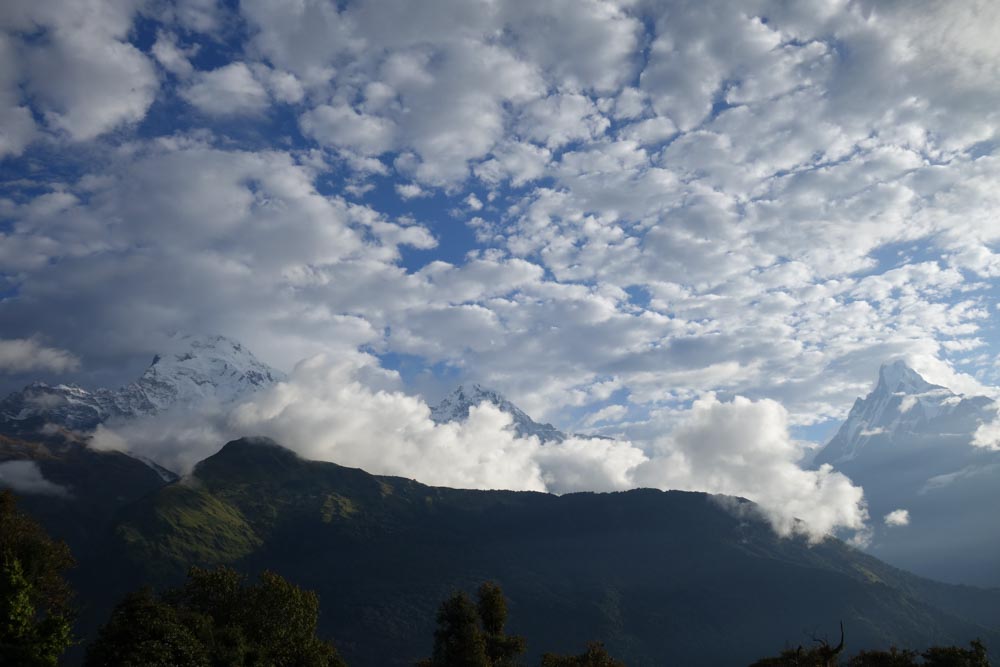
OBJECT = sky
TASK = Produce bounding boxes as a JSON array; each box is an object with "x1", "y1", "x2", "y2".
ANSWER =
[{"x1": 2, "y1": 0, "x2": 1000, "y2": 540}]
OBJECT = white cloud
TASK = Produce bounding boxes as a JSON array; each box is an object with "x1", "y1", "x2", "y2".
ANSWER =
[
  {"x1": 0, "y1": 461, "x2": 70, "y2": 497},
  {"x1": 0, "y1": 338, "x2": 80, "y2": 374},
  {"x1": 631, "y1": 394, "x2": 868, "y2": 541},
  {"x1": 151, "y1": 31, "x2": 194, "y2": 78},
  {"x1": 884, "y1": 508, "x2": 910, "y2": 527},
  {"x1": 972, "y1": 408, "x2": 1000, "y2": 451},
  {"x1": 6, "y1": 0, "x2": 157, "y2": 141},
  {"x1": 581, "y1": 404, "x2": 628, "y2": 428},
  {"x1": 396, "y1": 183, "x2": 428, "y2": 200},
  {"x1": 182, "y1": 63, "x2": 270, "y2": 116},
  {"x1": 300, "y1": 104, "x2": 396, "y2": 155}
]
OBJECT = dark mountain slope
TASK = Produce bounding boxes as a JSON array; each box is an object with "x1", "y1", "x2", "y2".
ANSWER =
[{"x1": 94, "y1": 438, "x2": 1000, "y2": 667}]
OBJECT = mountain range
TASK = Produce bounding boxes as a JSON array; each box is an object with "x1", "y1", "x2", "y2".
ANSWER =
[{"x1": 9, "y1": 435, "x2": 1000, "y2": 666}]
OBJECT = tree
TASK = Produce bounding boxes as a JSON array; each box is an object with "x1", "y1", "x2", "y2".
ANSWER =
[
  {"x1": 749, "y1": 623, "x2": 845, "y2": 667},
  {"x1": 0, "y1": 489, "x2": 75, "y2": 666},
  {"x1": 477, "y1": 582, "x2": 525, "y2": 667},
  {"x1": 86, "y1": 566, "x2": 346, "y2": 667},
  {"x1": 922, "y1": 640, "x2": 989, "y2": 667},
  {"x1": 420, "y1": 582, "x2": 526, "y2": 667},
  {"x1": 847, "y1": 647, "x2": 918, "y2": 666},
  {"x1": 752, "y1": 637, "x2": 991, "y2": 667},
  {"x1": 540, "y1": 641, "x2": 626, "y2": 667},
  {"x1": 84, "y1": 588, "x2": 209, "y2": 667},
  {"x1": 427, "y1": 592, "x2": 490, "y2": 667}
]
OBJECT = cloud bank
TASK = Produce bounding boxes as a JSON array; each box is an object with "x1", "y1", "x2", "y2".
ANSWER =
[
  {"x1": 0, "y1": 460, "x2": 70, "y2": 497},
  {"x1": 93, "y1": 353, "x2": 868, "y2": 542},
  {"x1": 0, "y1": 338, "x2": 80, "y2": 374}
]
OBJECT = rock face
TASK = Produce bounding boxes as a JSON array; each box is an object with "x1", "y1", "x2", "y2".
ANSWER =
[
  {"x1": 0, "y1": 333, "x2": 283, "y2": 433},
  {"x1": 814, "y1": 360, "x2": 1000, "y2": 585}
]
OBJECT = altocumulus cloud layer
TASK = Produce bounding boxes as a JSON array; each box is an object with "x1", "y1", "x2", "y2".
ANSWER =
[{"x1": 2, "y1": 0, "x2": 1000, "y2": 538}]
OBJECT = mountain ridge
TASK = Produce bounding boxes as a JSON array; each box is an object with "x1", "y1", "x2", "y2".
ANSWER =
[
  {"x1": 0, "y1": 333, "x2": 284, "y2": 434},
  {"x1": 89, "y1": 437, "x2": 1000, "y2": 667}
]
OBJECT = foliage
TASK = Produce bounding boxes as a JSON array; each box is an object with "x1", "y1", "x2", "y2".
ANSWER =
[
  {"x1": 419, "y1": 582, "x2": 528, "y2": 667},
  {"x1": 540, "y1": 641, "x2": 627, "y2": 667},
  {"x1": 84, "y1": 588, "x2": 209, "y2": 667},
  {"x1": 477, "y1": 582, "x2": 526, "y2": 667},
  {"x1": 749, "y1": 622, "x2": 844, "y2": 667},
  {"x1": 85, "y1": 566, "x2": 346, "y2": 667},
  {"x1": 425, "y1": 591, "x2": 490, "y2": 667},
  {"x1": 921, "y1": 640, "x2": 989, "y2": 667},
  {"x1": 847, "y1": 647, "x2": 918, "y2": 666},
  {"x1": 753, "y1": 638, "x2": 990, "y2": 667},
  {"x1": 0, "y1": 489, "x2": 74, "y2": 666},
  {"x1": 421, "y1": 582, "x2": 624, "y2": 667}
]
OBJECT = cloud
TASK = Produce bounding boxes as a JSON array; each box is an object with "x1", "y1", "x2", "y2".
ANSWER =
[
  {"x1": 182, "y1": 63, "x2": 270, "y2": 116},
  {"x1": 884, "y1": 508, "x2": 910, "y2": 527},
  {"x1": 5, "y1": 0, "x2": 158, "y2": 141},
  {"x1": 0, "y1": 461, "x2": 70, "y2": 497},
  {"x1": 631, "y1": 394, "x2": 868, "y2": 541},
  {"x1": 0, "y1": 338, "x2": 80, "y2": 374},
  {"x1": 972, "y1": 408, "x2": 1000, "y2": 451},
  {"x1": 95, "y1": 354, "x2": 869, "y2": 543},
  {"x1": 300, "y1": 105, "x2": 397, "y2": 155}
]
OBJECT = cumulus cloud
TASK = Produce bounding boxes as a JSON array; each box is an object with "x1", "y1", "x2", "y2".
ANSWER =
[
  {"x1": 95, "y1": 354, "x2": 869, "y2": 543},
  {"x1": 3, "y1": 0, "x2": 158, "y2": 141},
  {"x1": 0, "y1": 461, "x2": 70, "y2": 497},
  {"x1": 972, "y1": 408, "x2": 1000, "y2": 451},
  {"x1": 182, "y1": 63, "x2": 270, "y2": 115},
  {"x1": 0, "y1": 338, "x2": 80, "y2": 374},
  {"x1": 884, "y1": 509, "x2": 910, "y2": 527},
  {"x1": 631, "y1": 395, "x2": 868, "y2": 540}
]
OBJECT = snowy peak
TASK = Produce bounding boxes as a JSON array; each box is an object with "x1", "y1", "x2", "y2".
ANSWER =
[
  {"x1": 0, "y1": 333, "x2": 284, "y2": 433},
  {"x1": 876, "y1": 360, "x2": 938, "y2": 396},
  {"x1": 133, "y1": 333, "x2": 283, "y2": 410},
  {"x1": 430, "y1": 384, "x2": 567, "y2": 442},
  {"x1": 815, "y1": 361, "x2": 993, "y2": 467}
]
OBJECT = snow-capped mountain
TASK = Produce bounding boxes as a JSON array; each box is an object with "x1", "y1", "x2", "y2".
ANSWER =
[
  {"x1": 430, "y1": 384, "x2": 570, "y2": 442},
  {"x1": 814, "y1": 360, "x2": 994, "y2": 468},
  {"x1": 0, "y1": 333, "x2": 284, "y2": 433},
  {"x1": 815, "y1": 360, "x2": 1000, "y2": 586}
]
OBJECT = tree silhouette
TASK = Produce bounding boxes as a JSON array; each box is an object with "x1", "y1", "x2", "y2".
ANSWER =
[
  {"x1": 424, "y1": 591, "x2": 490, "y2": 667},
  {"x1": 922, "y1": 639, "x2": 989, "y2": 667},
  {"x1": 86, "y1": 566, "x2": 346, "y2": 666},
  {"x1": 84, "y1": 588, "x2": 208, "y2": 667},
  {"x1": 419, "y1": 582, "x2": 529, "y2": 667},
  {"x1": 0, "y1": 490, "x2": 75, "y2": 666},
  {"x1": 847, "y1": 646, "x2": 918, "y2": 666},
  {"x1": 749, "y1": 622, "x2": 844, "y2": 667},
  {"x1": 752, "y1": 635, "x2": 991, "y2": 667},
  {"x1": 540, "y1": 641, "x2": 626, "y2": 667},
  {"x1": 477, "y1": 582, "x2": 526, "y2": 667}
]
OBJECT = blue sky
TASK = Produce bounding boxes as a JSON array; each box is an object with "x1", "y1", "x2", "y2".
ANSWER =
[{"x1": 2, "y1": 0, "x2": 1000, "y2": 538}]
